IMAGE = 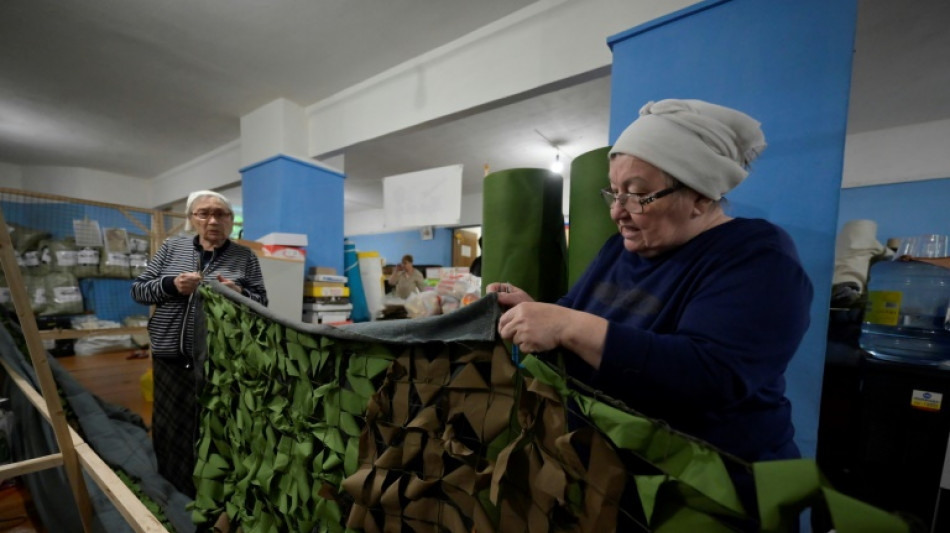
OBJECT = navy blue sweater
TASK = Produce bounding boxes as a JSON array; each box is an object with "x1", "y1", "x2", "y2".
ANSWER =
[{"x1": 559, "y1": 218, "x2": 813, "y2": 462}]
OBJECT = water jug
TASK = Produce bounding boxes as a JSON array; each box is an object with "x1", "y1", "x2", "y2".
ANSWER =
[{"x1": 859, "y1": 259, "x2": 950, "y2": 364}]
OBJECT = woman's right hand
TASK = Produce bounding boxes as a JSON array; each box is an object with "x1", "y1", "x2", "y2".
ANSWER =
[
  {"x1": 485, "y1": 282, "x2": 535, "y2": 308},
  {"x1": 175, "y1": 272, "x2": 203, "y2": 295}
]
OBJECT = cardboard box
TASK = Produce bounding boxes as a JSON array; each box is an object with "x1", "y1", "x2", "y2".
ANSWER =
[
  {"x1": 302, "y1": 302, "x2": 353, "y2": 313},
  {"x1": 302, "y1": 309, "x2": 351, "y2": 324},
  {"x1": 305, "y1": 281, "x2": 345, "y2": 288},
  {"x1": 306, "y1": 274, "x2": 348, "y2": 283},
  {"x1": 235, "y1": 239, "x2": 264, "y2": 256},
  {"x1": 261, "y1": 244, "x2": 305, "y2": 261},
  {"x1": 303, "y1": 285, "x2": 349, "y2": 298},
  {"x1": 256, "y1": 233, "x2": 307, "y2": 262},
  {"x1": 257, "y1": 232, "x2": 308, "y2": 246},
  {"x1": 310, "y1": 266, "x2": 337, "y2": 276}
]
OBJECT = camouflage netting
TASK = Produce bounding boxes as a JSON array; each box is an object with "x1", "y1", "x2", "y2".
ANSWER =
[{"x1": 193, "y1": 282, "x2": 911, "y2": 533}]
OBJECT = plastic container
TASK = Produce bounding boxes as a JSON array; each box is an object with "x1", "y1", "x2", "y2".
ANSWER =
[
  {"x1": 859, "y1": 259, "x2": 950, "y2": 364},
  {"x1": 357, "y1": 251, "x2": 384, "y2": 320}
]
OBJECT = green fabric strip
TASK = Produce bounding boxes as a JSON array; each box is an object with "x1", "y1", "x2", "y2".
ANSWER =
[
  {"x1": 191, "y1": 284, "x2": 909, "y2": 533},
  {"x1": 481, "y1": 168, "x2": 568, "y2": 302},
  {"x1": 567, "y1": 146, "x2": 616, "y2": 288}
]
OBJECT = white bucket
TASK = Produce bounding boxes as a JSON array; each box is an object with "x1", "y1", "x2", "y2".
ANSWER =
[{"x1": 357, "y1": 251, "x2": 384, "y2": 320}]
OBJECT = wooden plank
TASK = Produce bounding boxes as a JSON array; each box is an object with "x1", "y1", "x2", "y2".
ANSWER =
[
  {"x1": 0, "y1": 187, "x2": 155, "y2": 215},
  {"x1": 0, "y1": 359, "x2": 161, "y2": 530},
  {"x1": 74, "y1": 443, "x2": 169, "y2": 533},
  {"x1": 0, "y1": 205, "x2": 94, "y2": 532},
  {"x1": 37, "y1": 326, "x2": 148, "y2": 341},
  {"x1": 0, "y1": 453, "x2": 64, "y2": 478}
]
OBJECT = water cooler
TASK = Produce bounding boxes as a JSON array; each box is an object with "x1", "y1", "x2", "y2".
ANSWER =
[{"x1": 845, "y1": 246, "x2": 950, "y2": 531}]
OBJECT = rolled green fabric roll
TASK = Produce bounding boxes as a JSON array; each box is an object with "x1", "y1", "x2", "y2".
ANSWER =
[
  {"x1": 568, "y1": 146, "x2": 615, "y2": 288},
  {"x1": 482, "y1": 168, "x2": 567, "y2": 303}
]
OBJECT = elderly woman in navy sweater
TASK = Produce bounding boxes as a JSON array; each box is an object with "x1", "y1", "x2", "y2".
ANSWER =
[
  {"x1": 488, "y1": 99, "x2": 812, "y2": 524},
  {"x1": 132, "y1": 189, "x2": 267, "y2": 497}
]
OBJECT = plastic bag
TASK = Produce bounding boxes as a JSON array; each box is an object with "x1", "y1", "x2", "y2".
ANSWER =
[
  {"x1": 71, "y1": 318, "x2": 135, "y2": 355},
  {"x1": 39, "y1": 272, "x2": 83, "y2": 316},
  {"x1": 128, "y1": 233, "x2": 150, "y2": 278},
  {"x1": 22, "y1": 274, "x2": 47, "y2": 315},
  {"x1": 405, "y1": 291, "x2": 441, "y2": 318},
  {"x1": 123, "y1": 315, "x2": 149, "y2": 348},
  {"x1": 7, "y1": 222, "x2": 50, "y2": 252},
  {"x1": 74, "y1": 245, "x2": 101, "y2": 278},
  {"x1": 438, "y1": 272, "x2": 482, "y2": 310},
  {"x1": 40, "y1": 238, "x2": 78, "y2": 275}
]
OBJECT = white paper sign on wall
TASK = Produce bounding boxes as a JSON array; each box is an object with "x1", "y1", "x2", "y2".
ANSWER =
[{"x1": 383, "y1": 164, "x2": 462, "y2": 229}]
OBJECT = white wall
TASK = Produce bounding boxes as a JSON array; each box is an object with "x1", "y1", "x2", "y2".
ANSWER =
[
  {"x1": 306, "y1": 0, "x2": 696, "y2": 158},
  {"x1": 149, "y1": 140, "x2": 242, "y2": 208},
  {"x1": 19, "y1": 166, "x2": 150, "y2": 207},
  {"x1": 344, "y1": 207, "x2": 386, "y2": 236},
  {"x1": 0, "y1": 162, "x2": 23, "y2": 188},
  {"x1": 843, "y1": 118, "x2": 950, "y2": 188}
]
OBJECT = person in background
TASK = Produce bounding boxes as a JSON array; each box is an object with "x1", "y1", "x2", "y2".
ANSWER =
[
  {"x1": 469, "y1": 236, "x2": 483, "y2": 277},
  {"x1": 487, "y1": 99, "x2": 813, "y2": 527},
  {"x1": 387, "y1": 254, "x2": 426, "y2": 299},
  {"x1": 131, "y1": 190, "x2": 267, "y2": 497}
]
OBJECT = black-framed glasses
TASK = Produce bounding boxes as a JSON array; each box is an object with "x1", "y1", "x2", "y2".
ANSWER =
[
  {"x1": 600, "y1": 184, "x2": 684, "y2": 214},
  {"x1": 192, "y1": 210, "x2": 233, "y2": 221}
]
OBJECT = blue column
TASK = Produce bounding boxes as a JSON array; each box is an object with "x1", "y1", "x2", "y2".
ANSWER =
[{"x1": 240, "y1": 155, "x2": 345, "y2": 275}]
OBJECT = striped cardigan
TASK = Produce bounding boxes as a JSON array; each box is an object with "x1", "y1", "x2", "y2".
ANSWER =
[{"x1": 131, "y1": 235, "x2": 267, "y2": 360}]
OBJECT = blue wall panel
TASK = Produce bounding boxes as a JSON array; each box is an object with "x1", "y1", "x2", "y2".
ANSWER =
[
  {"x1": 346, "y1": 228, "x2": 453, "y2": 268},
  {"x1": 1, "y1": 200, "x2": 152, "y2": 321},
  {"x1": 241, "y1": 155, "x2": 346, "y2": 274},
  {"x1": 608, "y1": 0, "x2": 858, "y2": 458},
  {"x1": 837, "y1": 177, "x2": 950, "y2": 240}
]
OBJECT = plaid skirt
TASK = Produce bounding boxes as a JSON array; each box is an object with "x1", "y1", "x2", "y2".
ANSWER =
[{"x1": 152, "y1": 357, "x2": 199, "y2": 498}]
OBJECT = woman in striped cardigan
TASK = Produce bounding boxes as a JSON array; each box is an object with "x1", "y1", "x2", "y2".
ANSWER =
[{"x1": 131, "y1": 190, "x2": 267, "y2": 497}]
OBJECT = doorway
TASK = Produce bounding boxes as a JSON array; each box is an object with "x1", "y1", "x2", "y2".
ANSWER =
[{"x1": 451, "y1": 227, "x2": 481, "y2": 268}]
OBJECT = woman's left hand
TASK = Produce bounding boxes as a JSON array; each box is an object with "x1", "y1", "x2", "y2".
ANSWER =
[
  {"x1": 216, "y1": 274, "x2": 242, "y2": 293},
  {"x1": 498, "y1": 302, "x2": 568, "y2": 354}
]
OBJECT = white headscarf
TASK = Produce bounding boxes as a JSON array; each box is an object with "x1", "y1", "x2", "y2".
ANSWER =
[
  {"x1": 608, "y1": 99, "x2": 767, "y2": 200},
  {"x1": 184, "y1": 190, "x2": 233, "y2": 232}
]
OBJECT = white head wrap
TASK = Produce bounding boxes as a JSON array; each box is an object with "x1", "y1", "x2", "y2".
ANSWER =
[
  {"x1": 608, "y1": 99, "x2": 767, "y2": 200},
  {"x1": 184, "y1": 189, "x2": 233, "y2": 232}
]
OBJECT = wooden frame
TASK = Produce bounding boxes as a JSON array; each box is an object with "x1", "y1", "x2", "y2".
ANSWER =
[{"x1": 0, "y1": 191, "x2": 181, "y2": 532}]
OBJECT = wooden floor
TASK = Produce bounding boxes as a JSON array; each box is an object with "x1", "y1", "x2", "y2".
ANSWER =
[
  {"x1": 0, "y1": 480, "x2": 44, "y2": 533},
  {"x1": 1, "y1": 349, "x2": 153, "y2": 532},
  {"x1": 57, "y1": 349, "x2": 154, "y2": 428}
]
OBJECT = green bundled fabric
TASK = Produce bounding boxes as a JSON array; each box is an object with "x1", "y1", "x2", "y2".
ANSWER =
[
  {"x1": 567, "y1": 146, "x2": 616, "y2": 288},
  {"x1": 39, "y1": 238, "x2": 79, "y2": 276},
  {"x1": 20, "y1": 247, "x2": 44, "y2": 276},
  {"x1": 99, "y1": 250, "x2": 131, "y2": 278},
  {"x1": 74, "y1": 245, "x2": 101, "y2": 278},
  {"x1": 22, "y1": 274, "x2": 47, "y2": 315},
  {"x1": 99, "y1": 227, "x2": 131, "y2": 278},
  {"x1": 32, "y1": 238, "x2": 52, "y2": 276},
  {"x1": 7, "y1": 222, "x2": 50, "y2": 252},
  {"x1": 192, "y1": 283, "x2": 911, "y2": 533},
  {"x1": 481, "y1": 168, "x2": 568, "y2": 303},
  {"x1": 128, "y1": 233, "x2": 150, "y2": 278},
  {"x1": 40, "y1": 271, "x2": 83, "y2": 316}
]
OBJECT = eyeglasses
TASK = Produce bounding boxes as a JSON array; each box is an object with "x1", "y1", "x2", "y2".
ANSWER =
[
  {"x1": 192, "y1": 210, "x2": 233, "y2": 221},
  {"x1": 600, "y1": 184, "x2": 683, "y2": 214}
]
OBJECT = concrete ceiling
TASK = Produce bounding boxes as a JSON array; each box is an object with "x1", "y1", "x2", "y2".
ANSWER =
[{"x1": 1, "y1": 0, "x2": 948, "y2": 212}]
